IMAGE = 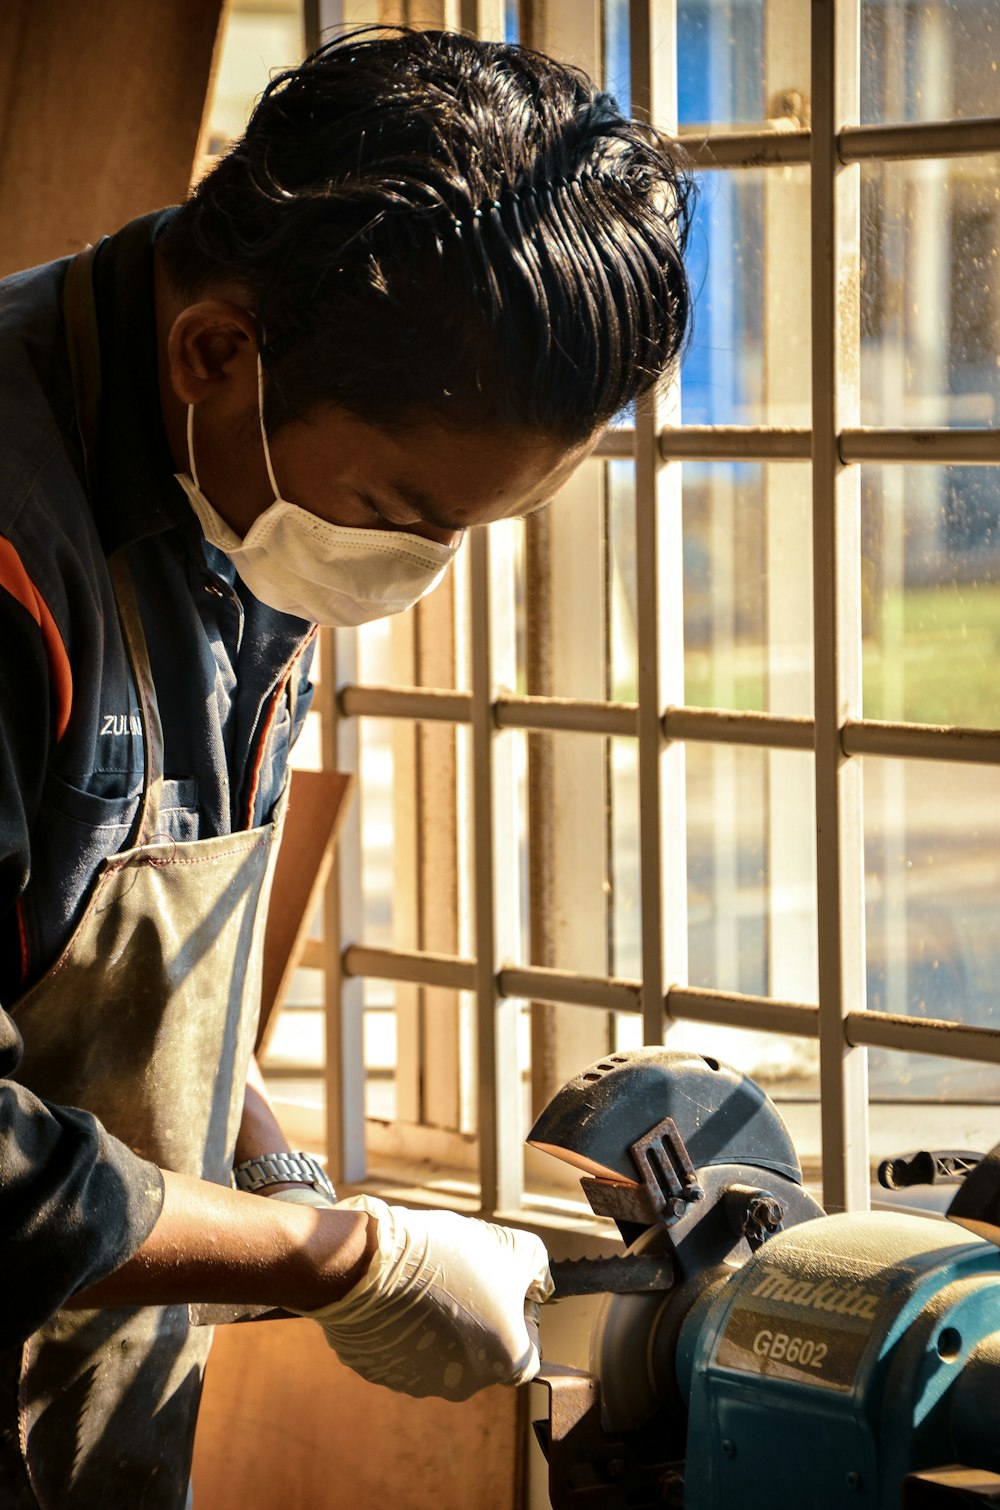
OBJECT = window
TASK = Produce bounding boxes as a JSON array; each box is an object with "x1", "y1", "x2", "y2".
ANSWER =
[{"x1": 226, "y1": 0, "x2": 1000, "y2": 1232}]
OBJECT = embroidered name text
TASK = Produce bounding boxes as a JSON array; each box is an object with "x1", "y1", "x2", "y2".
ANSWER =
[{"x1": 101, "y1": 713, "x2": 142, "y2": 736}]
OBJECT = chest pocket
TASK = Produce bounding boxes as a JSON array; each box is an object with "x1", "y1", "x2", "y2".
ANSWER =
[{"x1": 39, "y1": 771, "x2": 200, "y2": 843}]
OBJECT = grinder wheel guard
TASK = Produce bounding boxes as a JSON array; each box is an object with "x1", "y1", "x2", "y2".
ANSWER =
[
  {"x1": 527, "y1": 1048, "x2": 824, "y2": 1429},
  {"x1": 528, "y1": 1048, "x2": 1000, "y2": 1510}
]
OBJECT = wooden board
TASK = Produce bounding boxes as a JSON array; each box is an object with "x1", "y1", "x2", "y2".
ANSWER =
[
  {"x1": 191, "y1": 1318, "x2": 524, "y2": 1509},
  {"x1": 258, "y1": 767, "x2": 354, "y2": 1054},
  {"x1": 0, "y1": 0, "x2": 225, "y2": 276}
]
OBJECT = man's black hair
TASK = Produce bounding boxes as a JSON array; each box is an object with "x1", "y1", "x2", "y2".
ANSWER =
[{"x1": 161, "y1": 26, "x2": 694, "y2": 443}]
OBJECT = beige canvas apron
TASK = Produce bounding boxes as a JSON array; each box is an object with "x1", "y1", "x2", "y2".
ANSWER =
[{"x1": 1, "y1": 247, "x2": 291, "y2": 1508}]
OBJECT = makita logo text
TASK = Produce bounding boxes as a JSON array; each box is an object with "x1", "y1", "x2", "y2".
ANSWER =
[
  {"x1": 101, "y1": 713, "x2": 142, "y2": 736},
  {"x1": 749, "y1": 1266, "x2": 880, "y2": 1320}
]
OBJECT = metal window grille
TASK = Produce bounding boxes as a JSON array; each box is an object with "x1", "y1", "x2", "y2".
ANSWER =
[{"x1": 294, "y1": 0, "x2": 1000, "y2": 1222}]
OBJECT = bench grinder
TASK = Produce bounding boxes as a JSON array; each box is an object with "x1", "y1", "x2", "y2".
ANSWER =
[{"x1": 529, "y1": 1048, "x2": 1000, "y2": 1508}]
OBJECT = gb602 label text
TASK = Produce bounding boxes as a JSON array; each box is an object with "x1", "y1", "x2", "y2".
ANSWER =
[{"x1": 752, "y1": 1330, "x2": 828, "y2": 1369}]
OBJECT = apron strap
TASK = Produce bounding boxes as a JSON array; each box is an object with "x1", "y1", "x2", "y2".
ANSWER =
[
  {"x1": 61, "y1": 244, "x2": 104, "y2": 494},
  {"x1": 61, "y1": 247, "x2": 165, "y2": 849},
  {"x1": 108, "y1": 555, "x2": 166, "y2": 849}
]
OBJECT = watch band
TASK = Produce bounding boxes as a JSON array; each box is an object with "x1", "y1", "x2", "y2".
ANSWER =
[{"x1": 231, "y1": 1150, "x2": 337, "y2": 1201}]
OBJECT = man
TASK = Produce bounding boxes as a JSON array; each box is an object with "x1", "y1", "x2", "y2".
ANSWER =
[{"x1": 0, "y1": 25, "x2": 692, "y2": 1508}]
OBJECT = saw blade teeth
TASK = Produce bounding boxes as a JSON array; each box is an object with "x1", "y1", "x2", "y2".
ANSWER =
[{"x1": 549, "y1": 1253, "x2": 676, "y2": 1297}]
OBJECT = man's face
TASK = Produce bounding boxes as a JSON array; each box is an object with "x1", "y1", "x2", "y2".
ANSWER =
[
  {"x1": 158, "y1": 288, "x2": 593, "y2": 542},
  {"x1": 260, "y1": 405, "x2": 594, "y2": 544}
]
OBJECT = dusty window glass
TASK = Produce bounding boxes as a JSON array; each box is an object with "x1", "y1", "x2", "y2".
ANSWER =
[
  {"x1": 862, "y1": 465, "x2": 1000, "y2": 728},
  {"x1": 861, "y1": 0, "x2": 1000, "y2": 125},
  {"x1": 610, "y1": 733, "x2": 819, "y2": 1011},
  {"x1": 685, "y1": 742, "x2": 818, "y2": 1002},
  {"x1": 682, "y1": 168, "x2": 811, "y2": 428},
  {"x1": 865, "y1": 757, "x2": 1000, "y2": 1088},
  {"x1": 677, "y1": 0, "x2": 767, "y2": 124},
  {"x1": 686, "y1": 463, "x2": 813, "y2": 716},
  {"x1": 687, "y1": 742, "x2": 769, "y2": 998},
  {"x1": 610, "y1": 462, "x2": 814, "y2": 717},
  {"x1": 607, "y1": 0, "x2": 810, "y2": 126},
  {"x1": 868, "y1": 1054, "x2": 1000, "y2": 1176},
  {"x1": 684, "y1": 464, "x2": 770, "y2": 714},
  {"x1": 861, "y1": 157, "x2": 1000, "y2": 429},
  {"x1": 630, "y1": 735, "x2": 822, "y2": 1145}
]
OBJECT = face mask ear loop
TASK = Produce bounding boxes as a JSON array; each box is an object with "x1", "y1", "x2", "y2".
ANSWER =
[
  {"x1": 186, "y1": 404, "x2": 201, "y2": 490},
  {"x1": 257, "y1": 353, "x2": 282, "y2": 504}
]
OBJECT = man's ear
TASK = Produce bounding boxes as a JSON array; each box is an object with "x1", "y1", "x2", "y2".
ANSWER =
[{"x1": 166, "y1": 300, "x2": 258, "y2": 408}]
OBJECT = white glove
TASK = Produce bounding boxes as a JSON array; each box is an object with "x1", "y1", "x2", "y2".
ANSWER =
[{"x1": 298, "y1": 1195, "x2": 554, "y2": 1401}]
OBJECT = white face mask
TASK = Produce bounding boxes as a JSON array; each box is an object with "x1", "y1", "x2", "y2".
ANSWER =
[{"x1": 174, "y1": 361, "x2": 461, "y2": 626}]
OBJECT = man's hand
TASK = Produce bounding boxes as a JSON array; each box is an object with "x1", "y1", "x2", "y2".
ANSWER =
[
  {"x1": 298, "y1": 1196, "x2": 554, "y2": 1401},
  {"x1": 65, "y1": 1172, "x2": 551, "y2": 1406}
]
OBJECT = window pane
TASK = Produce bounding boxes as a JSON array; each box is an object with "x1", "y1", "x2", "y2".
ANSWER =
[
  {"x1": 623, "y1": 0, "x2": 811, "y2": 129},
  {"x1": 683, "y1": 463, "x2": 814, "y2": 717},
  {"x1": 612, "y1": 3, "x2": 818, "y2": 130},
  {"x1": 611, "y1": 462, "x2": 817, "y2": 721},
  {"x1": 861, "y1": 0, "x2": 1000, "y2": 125},
  {"x1": 608, "y1": 461, "x2": 638, "y2": 704},
  {"x1": 357, "y1": 716, "x2": 396, "y2": 946},
  {"x1": 861, "y1": 156, "x2": 1000, "y2": 428},
  {"x1": 606, "y1": 0, "x2": 771, "y2": 122},
  {"x1": 868, "y1": 1053, "x2": 1000, "y2": 1159},
  {"x1": 688, "y1": 742, "x2": 767, "y2": 996},
  {"x1": 610, "y1": 737, "x2": 638, "y2": 977},
  {"x1": 683, "y1": 168, "x2": 811, "y2": 427},
  {"x1": 679, "y1": 0, "x2": 769, "y2": 126},
  {"x1": 364, "y1": 992, "x2": 398, "y2": 1121},
  {"x1": 685, "y1": 465, "x2": 766, "y2": 711},
  {"x1": 862, "y1": 466, "x2": 1000, "y2": 727},
  {"x1": 525, "y1": 731, "x2": 609, "y2": 976},
  {"x1": 865, "y1": 758, "x2": 1000, "y2": 1095},
  {"x1": 686, "y1": 743, "x2": 818, "y2": 1004}
]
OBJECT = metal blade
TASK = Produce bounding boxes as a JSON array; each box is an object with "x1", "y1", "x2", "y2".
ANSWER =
[
  {"x1": 549, "y1": 1252, "x2": 674, "y2": 1299},
  {"x1": 188, "y1": 1253, "x2": 675, "y2": 1324},
  {"x1": 188, "y1": 1301, "x2": 295, "y2": 1326}
]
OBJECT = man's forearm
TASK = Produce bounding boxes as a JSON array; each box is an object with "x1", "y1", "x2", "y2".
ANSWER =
[
  {"x1": 66, "y1": 1168, "x2": 376, "y2": 1314},
  {"x1": 68, "y1": 1059, "x2": 361, "y2": 1317},
  {"x1": 234, "y1": 1053, "x2": 292, "y2": 1166},
  {"x1": 233, "y1": 1053, "x2": 324, "y2": 1197}
]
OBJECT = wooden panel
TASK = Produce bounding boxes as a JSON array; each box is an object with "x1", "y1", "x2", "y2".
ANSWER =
[
  {"x1": 257, "y1": 767, "x2": 354, "y2": 1055},
  {"x1": 192, "y1": 1318, "x2": 524, "y2": 1509},
  {"x1": 0, "y1": 0, "x2": 226, "y2": 276}
]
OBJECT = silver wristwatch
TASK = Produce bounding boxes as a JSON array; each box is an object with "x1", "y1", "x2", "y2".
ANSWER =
[{"x1": 231, "y1": 1150, "x2": 337, "y2": 1201}]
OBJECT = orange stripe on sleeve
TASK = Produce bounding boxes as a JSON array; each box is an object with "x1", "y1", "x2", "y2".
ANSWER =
[
  {"x1": 245, "y1": 669, "x2": 292, "y2": 830},
  {"x1": 14, "y1": 898, "x2": 29, "y2": 987},
  {"x1": 0, "y1": 537, "x2": 73, "y2": 739}
]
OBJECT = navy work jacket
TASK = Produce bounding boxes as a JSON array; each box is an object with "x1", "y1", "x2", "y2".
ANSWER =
[{"x1": 0, "y1": 211, "x2": 315, "y2": 1344}]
